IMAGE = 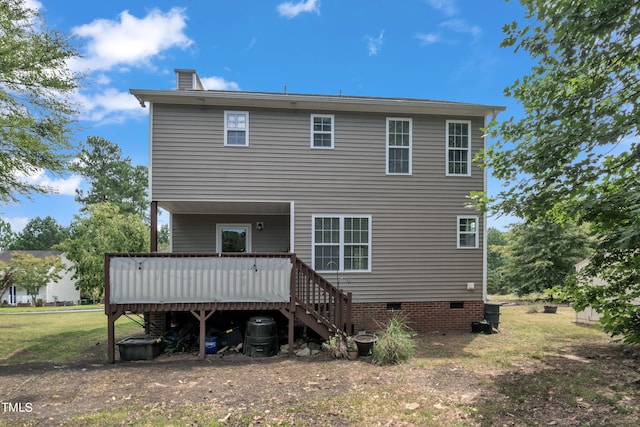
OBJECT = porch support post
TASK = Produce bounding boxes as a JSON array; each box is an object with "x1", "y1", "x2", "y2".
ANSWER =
[
  {"x1": 150, "y1": 201, "x2": 158, "y2": 252},
  {"x1": 190, "y1": 309, "x2": 216, "y2": 359},
  {"x1": 107, "y1": 309, "x2": 123, "y2": 364}
]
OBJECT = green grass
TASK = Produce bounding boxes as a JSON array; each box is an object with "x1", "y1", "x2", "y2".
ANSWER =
[
  {"x1": 0, "y1": 304, "x2": 102, "y2": 313},
  {"x1": 0, "y1": 310, "x2": 141, "y2": 364},
  {"x1": 2, "y1": 301, "x2": 639, "y2": 426}
]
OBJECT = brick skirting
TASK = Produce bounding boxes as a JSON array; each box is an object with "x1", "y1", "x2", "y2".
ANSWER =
[{"x1": 350, "y1": 301, "x2": 485, "y2": 333}]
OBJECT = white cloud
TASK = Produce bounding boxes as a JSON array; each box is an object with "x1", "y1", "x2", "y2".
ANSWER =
[
  {"x1": 74, "y1": 87, "x2": 147, "y2": 124},
  {"x1": 441, "y1": 19, "x2": 482, "y2": 38},
  {"x1": 16, "y1": 169, "x2": 82, "y2": 196},
  {"x1": 415, "y1": 33, "x2": 441, "y2": 45},
  {"x1": 367, "y1": 30, "x2": 385, "y2": 56},
  {"x1": 425, "y1": 0, "x2": 457, "y2": 16},
  {"x1": 200, "y1": 76, "x2": 241, "y2": 91},
  {"x1": 24, "y1": 0, "x2": 42, "y2": 11},
  {"x1": 277, "y1": 0, "x2": 320, "y2": 19},
  {"x1": 70, "y1": 8, "x2": 192, "y2": 72},
  {"x1": 2, "y1": 216, "x2": 29, "y2": 233}
]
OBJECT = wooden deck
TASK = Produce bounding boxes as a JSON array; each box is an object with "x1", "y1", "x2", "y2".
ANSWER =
[{"x1": 105, "y1": 253, "x2": 351, "y2": 363}]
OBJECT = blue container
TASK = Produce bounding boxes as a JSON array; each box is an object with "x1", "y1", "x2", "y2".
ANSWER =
[{"x1": 205, "y1": 336, "x2": 218, "y2": 355}]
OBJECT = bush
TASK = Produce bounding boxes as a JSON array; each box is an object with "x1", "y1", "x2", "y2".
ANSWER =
[{"x1": 372, "y1": 317, "x2": 416, "y2": 365}]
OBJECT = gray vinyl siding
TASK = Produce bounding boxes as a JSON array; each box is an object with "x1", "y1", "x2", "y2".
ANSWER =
[
  {"x1": 172, "y1": 214, "x2": 289, "y2": 253},
  {"x1": 152, "y1": 103, "x2": 485, "y2": 303}
]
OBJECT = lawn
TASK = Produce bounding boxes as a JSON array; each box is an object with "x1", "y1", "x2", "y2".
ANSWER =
[
  {"x1": 0, "y1": 308, "x2": 141, "y2": 364},
  {"x1": 1, "y1": 303, "x2": 639, "y2": 426}
]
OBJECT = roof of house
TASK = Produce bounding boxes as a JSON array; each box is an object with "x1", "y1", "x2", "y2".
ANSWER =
[{"x1": 130, "y1": 88, "x2": 506, "y2": 118}]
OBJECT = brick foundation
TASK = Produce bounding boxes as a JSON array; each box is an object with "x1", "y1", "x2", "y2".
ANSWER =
[
  {"x1": 146, "y1": 312, "x2": 167, "y2": 336},
  {"x1": 350, "y1": 301, "x2": 485, "y2": 333}
]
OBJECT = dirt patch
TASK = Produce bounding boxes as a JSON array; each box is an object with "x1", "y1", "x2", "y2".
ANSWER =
[{"x1": 1, "y1": 333, "x2": 639, "y2": 426}]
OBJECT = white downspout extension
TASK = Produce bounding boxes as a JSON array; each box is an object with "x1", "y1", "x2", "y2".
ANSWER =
[
  {"x1": 289, "y1": 201, "x2": 295, "y2": 253},
  {"x1": 482, "y1": 113, "x2": 490, "y2": 302}
]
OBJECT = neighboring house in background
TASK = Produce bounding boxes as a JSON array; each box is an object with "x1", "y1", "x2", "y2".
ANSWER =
[
  {"x1": 574, "y1": 258, "x2": 605, "y2": 324},
  {"x1": 0, "y1": 251, "x2": 80, "y2": 306},
  {"x1": 574, "y1": 258, "x2": 640, "y2": 325},
  {"x1": 104, "y1": 69, "x2": 505, "y2": 361}
]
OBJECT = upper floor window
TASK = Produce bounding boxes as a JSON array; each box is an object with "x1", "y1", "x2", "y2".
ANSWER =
[
  {"x1": 446, "y1": 120, "x2": 471, "y2": 176},
  {"x1": 311, "y1": 114, "x2": 334, "y2": 149},
  {"x1": 313, "y1": 215, "x2": 372, "y2": 272},
  {"x1": 225, "y1": 111, "x2": 249, "y2": 146},
  {"x1": 386, "y1": 118, "x2": 412, "y2": 175},
  {"x1": 457, "y1": 216, "x2": 478, "y2": 249}
]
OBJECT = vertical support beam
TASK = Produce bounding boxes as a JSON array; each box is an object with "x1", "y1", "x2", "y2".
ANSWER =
[
  {"x1": 150, "y1": 201, "x2": 158, "y2": 253},
  {"x1": 199, "y1": 309, "x2": 206, "y2": 359},
  {"x1": 190, "y1": 309, "x2": 216, "y2": 359},
  {"x1": 107, "y1": 309, "x2": 123, "y2": 364}
]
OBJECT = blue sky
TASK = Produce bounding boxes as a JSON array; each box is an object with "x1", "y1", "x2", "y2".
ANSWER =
[{"x1": 2, "y1": 0, "x2": 535, "y2": 233}]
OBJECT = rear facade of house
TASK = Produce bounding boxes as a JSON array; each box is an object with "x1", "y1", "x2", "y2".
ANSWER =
[{"x1": 130, "y1": 69, "x2": 504, "y2": 335}]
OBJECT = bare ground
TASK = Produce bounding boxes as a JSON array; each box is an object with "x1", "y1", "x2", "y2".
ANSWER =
[{"x1": 2, "y1": 332, "x2": 640, "y2": 426}]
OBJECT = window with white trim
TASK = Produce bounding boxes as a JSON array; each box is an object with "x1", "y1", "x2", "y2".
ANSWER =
[
  {"x1": 313, "y1": 215, "x2": 371, "y2": 272},
  {"x1": 446, "y1": 120, "x2": 471, "y2": 176},
  {"x1": 457, "y1": 216, "x2": 478, "y2": 249},
  {"x1": 386, "y1": 118, "x2": 412, "y2": 175},
  {"x1": 311, "y1": 114, "x2": 334, "y2": 148},
  {"x1": 224, "y1": 111, "x2": 249, "y2": 146}
]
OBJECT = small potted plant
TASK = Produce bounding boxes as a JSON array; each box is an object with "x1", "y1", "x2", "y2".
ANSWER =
[
  {"x1": 322, "y1": 334, "x2": 348, "y2": 359},
  {"x1": 346, "y1": 336, "x2": 359, "y2": 360}
]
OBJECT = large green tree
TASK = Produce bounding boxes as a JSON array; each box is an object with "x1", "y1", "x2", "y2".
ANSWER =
[
  {"x1": 8, "y1": 216, "x2": 68, "y2": 250},
  {"x1": 499, "y1": 222, "x2": 592, "y2": 296},
  {"x1": 0, "y1": 219, "x2": 15, "y2": 250},
  {"x1": 487, "y1": 227, "x2": 508, "y2": 295},
  {"x1": 482, "y1": 2, "x2": 640, "y2": 341},
  {"x1": 0, "y1": 0, "x2": 81, "y2": 203},
  {"x1": 56, "y1": 203, "x2": 149, "y2": 299},
  {"x1": 71, "y1": 136, "x2": 149, "y2": 220}
]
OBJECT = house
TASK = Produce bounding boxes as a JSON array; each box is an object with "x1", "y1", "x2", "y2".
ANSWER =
[
  {"x1": 0, "y1": 251, "x2": 80, "y2": 306},
  {"x1": 104, "y1": 69, "x2": 505, "y2": 362}
]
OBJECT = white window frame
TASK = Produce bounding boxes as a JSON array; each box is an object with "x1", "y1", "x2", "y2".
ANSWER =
[
  {"x1": 446, "y1": 120, "x2": 472, "y2": 176},
  {"x1": 386, "y1": 117, "x2": 412, "y2": 175},
  {"x1": 216, "y1": 224, "x2": 252, "y2": 252},
  {"x1": 312, "y1": 214, "x2": 372, "y2": 273},
  {"x1": 224, "y1": 111, "x2": 249, "y2": 146},
  {"x1": 310, "y1": 114, "x2": 335, "y2": 149},
  {"x1": 457, "y1": 215, "x2": 479, "y2": 249}
]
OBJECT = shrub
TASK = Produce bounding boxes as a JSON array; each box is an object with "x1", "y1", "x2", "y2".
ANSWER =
[{"x1": 372, "y1": 317, "x2": 416, "y2": 365}]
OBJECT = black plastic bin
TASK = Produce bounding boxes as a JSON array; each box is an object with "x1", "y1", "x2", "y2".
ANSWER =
[{"x1": 484, "y1": 303, "x2": 501, "y2": 330}]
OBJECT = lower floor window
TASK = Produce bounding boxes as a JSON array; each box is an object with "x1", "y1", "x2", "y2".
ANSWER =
[
  {"x1": 313, "y1": 215, "x2": 371, "y2": 272},
  {"x1": 457, "y1": 216, "x2": 479, "y2": 248}
]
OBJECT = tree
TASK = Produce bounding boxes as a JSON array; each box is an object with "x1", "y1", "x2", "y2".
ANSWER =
[
  {"x1": 0, "y1": 0, "x2": 81, "y2": 204},
  {"x1": 158, "y1": 224, "x2": 170, "y2": 251},
  {"x1": 480, "y1": 2, "x2": 640, "y2": 340},
  {"x1": 499, "y1": 222, "x2": 592, "y2": 296},
  {"x1": 56, "y1": 202, "x2": 149, "y2": 299},
  {"x1": 71, "y1": 136, "x2": 149, "y2": 220},
  {"x1": 487, "y1": 227, "x2": 508, "y2": 294},
  {"x1": 0, "y1": 219, "x2": 15, "y2": 250},
  {"x1": 7, "y1": 252, "x2": 64, "y2": 306},
  {"x1": 0, "y1": 260, "x2": 13, "y2": 303},
  {"x1": 8, "y1": 216, "x2": 68, "y2": 250}
]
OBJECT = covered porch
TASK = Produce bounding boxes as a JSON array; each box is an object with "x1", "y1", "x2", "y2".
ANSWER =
[{"x1": 150, "y1": 200, "x2": 294, "y2": 254}]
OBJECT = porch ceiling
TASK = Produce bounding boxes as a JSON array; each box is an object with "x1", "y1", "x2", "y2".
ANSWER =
[{"x1": 158, "y1": 200, "x2": 291, "y2": 215}]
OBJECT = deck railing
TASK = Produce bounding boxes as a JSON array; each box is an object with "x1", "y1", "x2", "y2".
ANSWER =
[{"x1": 291, "y1": 256, "x2": 352, "y2": 336}]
